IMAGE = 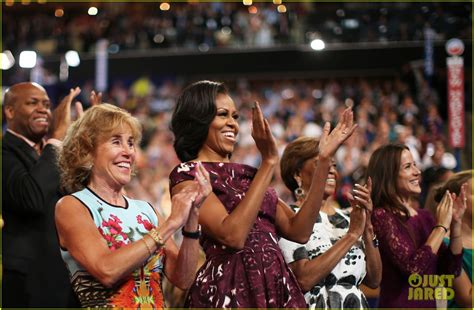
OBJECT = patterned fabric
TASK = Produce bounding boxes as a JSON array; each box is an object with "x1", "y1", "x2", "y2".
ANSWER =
[
  {"x1": 279, "y1": 207, "x2": 369, "y2": 309},
  {"x1": 169, "y1": 162, "x2": 306, "y2": 308},
  {"x1": 60, "y1": 187, "x2": 165, "y2": 308},
  {"x1": 372, "y1": 207, "x2": 462, "y2": 308}
]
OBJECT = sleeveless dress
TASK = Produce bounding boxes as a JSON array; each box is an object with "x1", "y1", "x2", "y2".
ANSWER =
[
  {"x1": 169, "y1": 161, "x2": 306, "y2": 308},
  {"x1": 60, "y1": 187, "x2": 166, "y2": 308},
  {"x1": 279, "y1": 207, "x2": 369, "y2": 309}
]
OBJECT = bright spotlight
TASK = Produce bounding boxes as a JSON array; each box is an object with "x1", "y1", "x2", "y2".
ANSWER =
[
  {"x1": 88, "y1": 7, "x2": 98, "y2": 16},
  {"x1": 160, "y1": 2, "x2": 170, "y2": 11},
  {"x1": 1, "y1": 50, "x2": 15, "y2": 70},
  {"x1": 65, "y1": 50, "x2": 80, "y2": 67},
  {"x1": 19, "y1": 50, "x2": 37, "y2": 68},
  {"x1": 310, "y1": 39, "x2": 325, "y2": 51}
]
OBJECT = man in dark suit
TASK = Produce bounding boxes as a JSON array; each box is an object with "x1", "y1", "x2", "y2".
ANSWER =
[{"x1": 2, "y1": 82, "x2": 82, "y2": 307}]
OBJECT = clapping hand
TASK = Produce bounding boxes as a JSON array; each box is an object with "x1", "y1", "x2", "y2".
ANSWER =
[
  {"x1": 193, "y1": 162, "x2": 212, "y2": 208},
  {"x1": 318, "y1": 107, "x2": 357, "y2": 159},
  {"x1": 90, "y1": 90, "x2": 103, "y2": 106},
  {"x1": 251, "y1": 101, "x2": 278, "y2": 164},
  {"x1": 169, "y1": 189, "x2": 199, "y2": 229},
  {"x1": 435, "y1": 191, "x2": 454, "y2": 229},
  {"x1": 50, "y1": 87, "x2": 81, "y2": 140},
  {"x1": 352, "y1": 177, "x2": 373, "y2": 213},
  {"x1": 451, "y1": 183, "x2": 467, "y2": 227},
  {"x1": 76, "y1": 90, "x2": 103, "y2": 117}
]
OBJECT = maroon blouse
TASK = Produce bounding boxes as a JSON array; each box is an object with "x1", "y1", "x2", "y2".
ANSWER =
[{"x1": 372, "y1": 207, "x2": 462, "y2": 308}]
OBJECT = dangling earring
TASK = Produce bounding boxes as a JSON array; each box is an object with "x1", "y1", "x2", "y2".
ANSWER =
[{"x1": 294, "y1": 176, "x2": 305, "y2": 200}]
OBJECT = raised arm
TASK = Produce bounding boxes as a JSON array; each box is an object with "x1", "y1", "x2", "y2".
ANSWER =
[
  {"x1": 3, "y1": 87, "x2": 82, "y2": 216},
  {"x1": 276, "y1": 107, "x2": 358, "y2": 243}
]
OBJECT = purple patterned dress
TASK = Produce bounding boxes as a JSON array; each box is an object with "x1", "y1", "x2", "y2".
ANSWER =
[{"x1": 169, "y1": 162, "x2": 307, "y2": 308}]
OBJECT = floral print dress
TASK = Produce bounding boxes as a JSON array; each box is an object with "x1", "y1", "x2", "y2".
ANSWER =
[
  {"x1": 60, "y1": 187, "x2": 165, "y2": 308},
  {"x1": 279, "y1": 207, "x2": 369, "y2": 309},
  {"x1": 169, "y1": 162, "x2": 307, "y2": 308}
]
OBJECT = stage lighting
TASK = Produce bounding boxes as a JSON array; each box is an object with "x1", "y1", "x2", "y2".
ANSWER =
[
  {"x1": 65, "y1": 50, "x2": 80, "y2": 67},
  {"x1": 55, "y1": 9, "x2": 64, "y2": 17},
  {"x1": 310, "y1": 39, "x2": 325, "y2": 51},
  {"x1": 88, "y1": 7, "x2": 98, "y2": 16},
  {"x1": 19, "y1": 51, "x2": 37, "y2": 68},
  {"x1": 160, "y1": 3, "x2": 170, "y2": 11},
  {"x1": 1, "y1": 50, "x2": 15, "y2": 70},
  {"x1": 277, "y1": 5, "x2": 287, "y2": 13}
]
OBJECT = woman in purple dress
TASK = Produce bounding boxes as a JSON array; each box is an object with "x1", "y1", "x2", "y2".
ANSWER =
[
  {"x1": 367, "y1": 144, "x2": 465, "y2": 308},
  {"x1": 169, "y1": 80, "x2": 356, "y2": 308}
]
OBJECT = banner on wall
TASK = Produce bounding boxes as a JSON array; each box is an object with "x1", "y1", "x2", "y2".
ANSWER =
[{"x1": 446, "y1": 39, "x2": 465, "y2": 149}]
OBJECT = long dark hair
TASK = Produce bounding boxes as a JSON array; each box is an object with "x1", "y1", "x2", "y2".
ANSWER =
[
  {"x1": 367, "y1": 143, "x2": 411, "y2": 220},
  {"x1": 171, "y1": 80, "x2": 227, "y2": 162}
]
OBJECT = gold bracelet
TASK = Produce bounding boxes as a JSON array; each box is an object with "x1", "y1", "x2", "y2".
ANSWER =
[
  {"x1": 148, "y1": 228, "x2": 165, "y2": 248},
  {"x1": 141, "y1": 238, "x2": 152, "y2": 256}
]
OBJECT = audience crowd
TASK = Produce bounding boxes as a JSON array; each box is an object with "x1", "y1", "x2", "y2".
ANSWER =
[
  {"x1": 3, "y1": 2, "x2": 471, "y2": 55},
  {"x1": 15, "y1": 71, "x2": 460, "y2": 218}
]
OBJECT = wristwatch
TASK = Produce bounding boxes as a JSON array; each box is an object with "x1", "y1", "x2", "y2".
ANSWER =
[
  {"x1": 182, "y1": 224, "x2": 201, "y2": 239},
  {"x1": 372, "y1": 234, "x2": 379, "y2": 248}
]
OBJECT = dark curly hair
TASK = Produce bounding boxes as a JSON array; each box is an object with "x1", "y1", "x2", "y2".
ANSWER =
[{"x1": 171, "y1": 80, "x2": 228, "y2": 162}]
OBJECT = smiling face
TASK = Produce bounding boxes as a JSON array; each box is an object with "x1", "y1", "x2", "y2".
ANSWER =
[
  {"x1": 199, "y1": 93, "x2": 240, "y2": 161},
  {"x1": 90, "y1": 125, "x2": 137, "y2": 190},
  {"x1": 4, "y1": 83, "x2": 52, "y2": 143},
  {"x1": 299, "y1": 156, "x2": 338, "y2": 198},
  {"x1": 397, "y1": 149, "x2": 421, "y2": 200}
]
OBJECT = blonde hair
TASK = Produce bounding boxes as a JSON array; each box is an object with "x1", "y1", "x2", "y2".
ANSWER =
[
  {"x1": 59, "y1": 103, "x2": 142, "y2": 193},
  {"x1": 434, "y1": 170, "x2": 473, "y2": 202}
]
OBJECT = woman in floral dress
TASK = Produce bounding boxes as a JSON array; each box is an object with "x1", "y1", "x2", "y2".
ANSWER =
[
  {"x1": 55, "y1": 104, "x2": 211, "y2": 308},
  {"x1": 169, "y1": 80, "x2": 356, "y2": 307},
  {"x1": 278, "y1": 137, "x2": 381, "y2": 309}
]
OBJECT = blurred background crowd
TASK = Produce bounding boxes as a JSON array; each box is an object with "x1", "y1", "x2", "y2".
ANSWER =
[
  {"x1": 4, "y1": 2, "x2": 472, "y2": 54},
  {"x1": 2, "y1": 0, "x2": 471, "y2": 220},
  {"x1": 2, "y1": 1, "x2": 472, "y2": 306}
]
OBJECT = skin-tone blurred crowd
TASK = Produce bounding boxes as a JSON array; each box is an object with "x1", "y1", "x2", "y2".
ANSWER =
[{"x1": 1, "y1": 80, "x2": 471, "y2": 309}]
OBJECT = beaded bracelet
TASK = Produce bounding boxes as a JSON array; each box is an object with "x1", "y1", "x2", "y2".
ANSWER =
[{"x1": 433, "y1": 224, "x2": 448, "y2": 234}]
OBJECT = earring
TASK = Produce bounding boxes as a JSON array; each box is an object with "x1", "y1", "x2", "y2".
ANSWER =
[
  {"x1": 83, "y1": 162, "x2": 93, "y2": 170},
  {"x1": 294, "y1": 176, "x2": 305, "y2": 199}
]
